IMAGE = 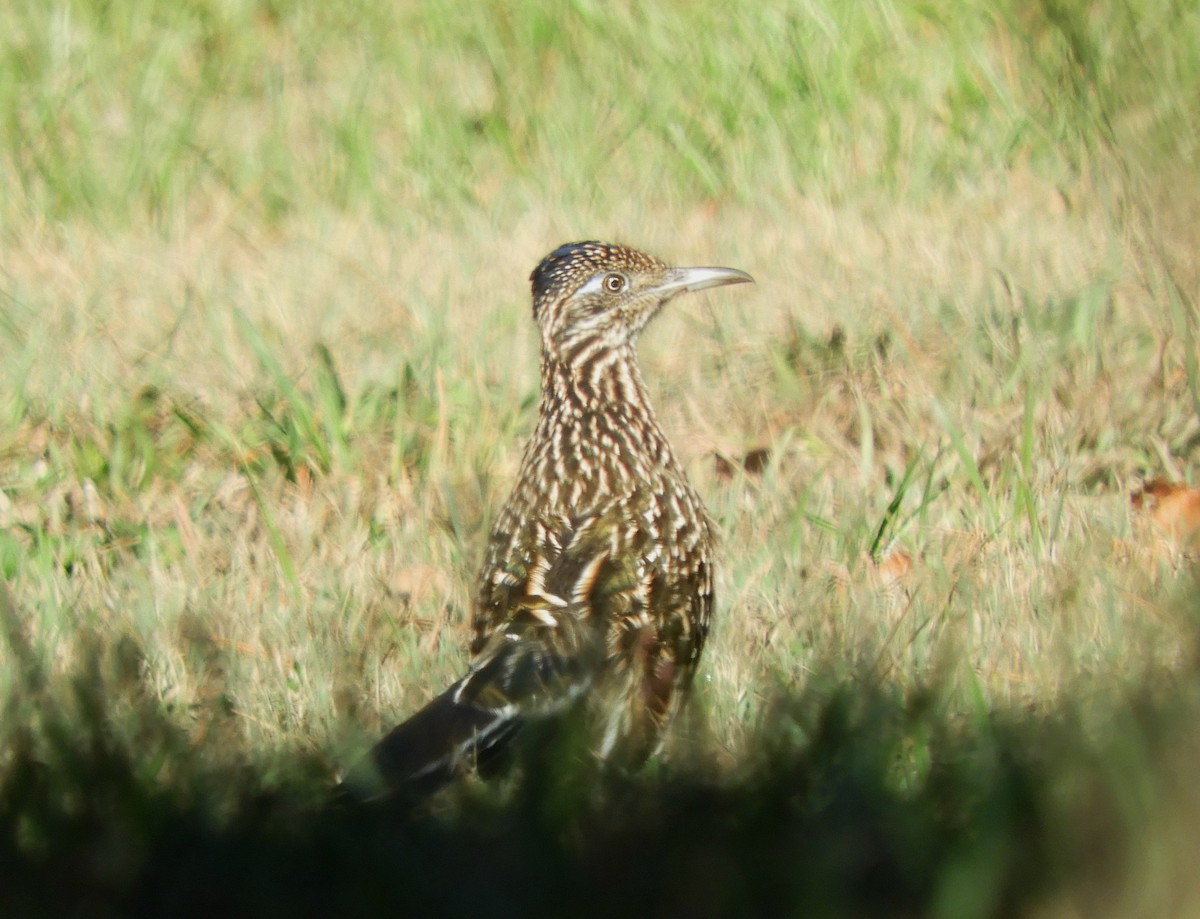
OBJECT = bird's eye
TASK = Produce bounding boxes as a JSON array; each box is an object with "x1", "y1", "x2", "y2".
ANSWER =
[{"x1": 603, "y1": 273, "x2": 626, "y2": 293}]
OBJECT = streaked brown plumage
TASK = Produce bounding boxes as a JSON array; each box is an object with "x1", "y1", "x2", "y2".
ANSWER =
[{"x1": 368, "y1": 241, "x2": 752, "y2": 792}]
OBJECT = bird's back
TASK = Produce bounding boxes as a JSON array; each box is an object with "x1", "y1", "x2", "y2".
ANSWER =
[{"x1": 473, "y1": 366, "x2": 715, "y2": 761}]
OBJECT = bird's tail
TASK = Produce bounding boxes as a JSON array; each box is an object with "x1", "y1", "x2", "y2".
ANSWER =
[
  {"x1": 353, "y1": 607, "x2": 602, "y2": 797},
  {"x1": 353, "y1": 512, "x2": 632, "y2": 797},
  {"x1": 363, "y1": 675, "x2": 522, "y2": 795}
]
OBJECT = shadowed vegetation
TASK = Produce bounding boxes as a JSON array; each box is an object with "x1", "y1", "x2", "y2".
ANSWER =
[{"x1": 3, "y1": 592, "x2": 1200, "y2": 917}]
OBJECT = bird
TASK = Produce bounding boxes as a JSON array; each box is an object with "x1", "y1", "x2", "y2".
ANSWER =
[{"x1": 365, "y1": 241, "x2": 753, "y2": 793}]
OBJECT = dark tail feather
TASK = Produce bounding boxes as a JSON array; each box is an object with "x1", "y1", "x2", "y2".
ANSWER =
[
  {"x1": 357, "y1": 680, "x2": 522, "y2": 796},
  {"x1": 347, "y1": 610, "x2": 600, "y2": 799}
]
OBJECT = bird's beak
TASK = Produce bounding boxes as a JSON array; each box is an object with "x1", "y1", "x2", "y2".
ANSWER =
[{"x1": 650, "y1": 266, "x2": 755, "y2": 300}]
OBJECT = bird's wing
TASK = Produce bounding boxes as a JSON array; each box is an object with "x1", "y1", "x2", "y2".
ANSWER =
[{"x1": 368, "y1": 505, "x2": 639, "y2": 792}]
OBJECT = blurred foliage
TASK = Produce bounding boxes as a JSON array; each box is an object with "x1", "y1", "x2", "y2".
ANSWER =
[
  {"x1": 1, "y1": 593, "x2": 1198, "y2": 917},
  {"x1": 1, "y1": 0, "x2": 1196, "y2": 228}
]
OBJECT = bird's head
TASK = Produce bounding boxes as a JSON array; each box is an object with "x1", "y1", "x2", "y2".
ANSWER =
[{"x1": 529, "y1": 241, "x2": 753, "y2": 363}]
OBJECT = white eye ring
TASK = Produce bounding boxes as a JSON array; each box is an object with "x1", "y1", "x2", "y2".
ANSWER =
[{"x1": 603, "y1": 273, "x2": 626, "y2": 293}]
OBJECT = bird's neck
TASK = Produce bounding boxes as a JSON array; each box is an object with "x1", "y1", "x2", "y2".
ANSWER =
[
  {"x1": 541, "y1": 345, "x2": 655, "y2": 421},
  {"x1": 523, "y1": 347, "x2": 680, "y2": 510}
]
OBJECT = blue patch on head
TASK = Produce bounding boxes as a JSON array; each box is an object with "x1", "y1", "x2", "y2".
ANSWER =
[
  {"x1": 548, "y1": 241, "x2": 597, "y2": 262},
  {"x1": 529, "y1": 241, "x2": 603, "y2": 304}
]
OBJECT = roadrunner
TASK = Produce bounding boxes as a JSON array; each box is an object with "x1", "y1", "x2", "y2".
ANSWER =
[{"x1": 369, "y1": 241, "x2": 752, "y2": 791}]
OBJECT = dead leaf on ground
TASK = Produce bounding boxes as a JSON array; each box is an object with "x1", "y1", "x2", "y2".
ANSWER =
[
  {"x1": 870, "y1": 547, "x2": 916, "y2": 588},
  {"x1": 714, "y1": 446, "x2": 771, "y2": 481},
  {"x1": 294, "y1": 462, "x2": 314, "y2": 499},
  {"x1": 743, "y1": 447, "x2": 770, "y2": 475},
  {"x1": 1131, "y1": 478, "x2": 1200, "y2": 541}
]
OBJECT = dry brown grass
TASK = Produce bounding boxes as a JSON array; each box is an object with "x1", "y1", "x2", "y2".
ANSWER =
[{"x1": 5, "y1": 159, "x2": 1198, "y2": 766}]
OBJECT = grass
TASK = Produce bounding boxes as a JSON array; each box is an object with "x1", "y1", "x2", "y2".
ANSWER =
[{"x1": 2, "y1": 0, "x2": 1200, "y2": 913}]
